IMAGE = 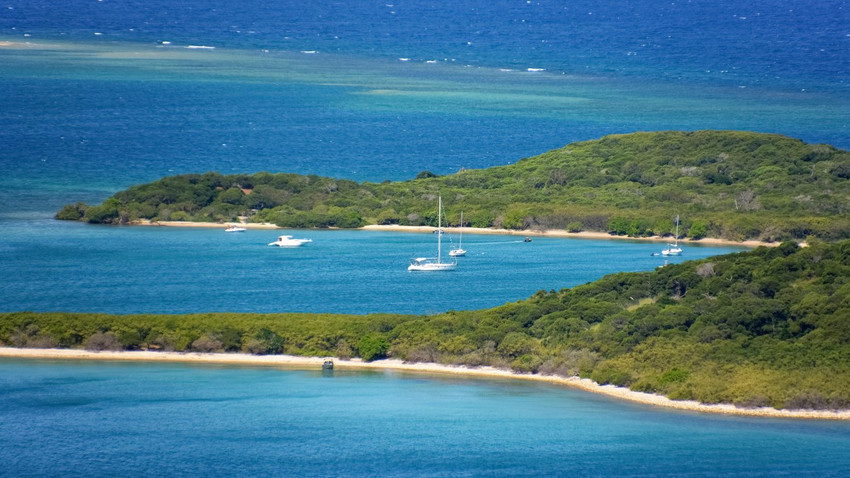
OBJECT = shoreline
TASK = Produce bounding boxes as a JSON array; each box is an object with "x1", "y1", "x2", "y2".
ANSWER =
[
  {"x1": 134, "y1": 220, "x2": 774, "y2": 249},
  {"x1": 361, "y1": 224, "x2": 773, "y2": 248},
  {"x1": 2, "y1": 347, "x2": 846, "y2": 421}
]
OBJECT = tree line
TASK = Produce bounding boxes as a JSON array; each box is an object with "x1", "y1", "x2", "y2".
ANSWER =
[
  {"x1": 56, "y1": 130, "x2": 850, "y2": 242},
  {"x1": 4, "y1": 239, "x2": 849, "y2": 410}
]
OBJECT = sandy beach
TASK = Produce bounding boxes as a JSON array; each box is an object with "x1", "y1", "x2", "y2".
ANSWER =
[
  {"x1": 24, "y1": 222, "x2": 799, "y2": 418},
  {"x1": 137, "y1": 219, "x2": 281, "y2": 230},
  {"x1": 361, "y1": 224, "x2": 775, "y2": 248},
  {"x1": 134, "y1": 220, "x2": 774, "y2": 248},
  {"x1": 2, "y1": 347, "x2": 846, "y2": 420}
]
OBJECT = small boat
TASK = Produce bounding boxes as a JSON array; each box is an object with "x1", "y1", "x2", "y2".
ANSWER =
[
  {"x1": 524, "y1": 237, "x2": 532, "y2": 242},
  {"x1": 449, "y1": 211, "x2": 467, "y2": 257},
  {"x1": 322, "y1": 360, "x2": 334, "y2": 370},
  {"x1": 662, "y1": 245, "x2": 683, "y2": 256},
  {"x1": 661, "y1": 215, "x2": 683, "y2": 256},
  {"x1": 409, "y1": 257, "x2": 457, "y2": 271},
  {"x1": 268, "y1": 235, "x2": 312, "y2": 247},
  {"x1": 409, "y1": 196, "x2": 457, "y2": 271},
  {"x1": 224, "y1": 225, "x2": 246, "y2": 232}
]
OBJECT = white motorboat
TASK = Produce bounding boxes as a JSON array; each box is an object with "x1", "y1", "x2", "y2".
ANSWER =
[
  {"x1": 268, "y1": 235, "x2": 312, "y2": 247},
  {"x1": 661, "y1": 215, "x2": 683, "y2": 256},
  {"x1": 449, "y1": 211, "x2": 466, "y2": 257},
  {"x1": 408, "y1": 196, "x2": 457, "y2": 271},
  {"x1": 224, "y1": 225, "x2": 246, "y2": 232}
]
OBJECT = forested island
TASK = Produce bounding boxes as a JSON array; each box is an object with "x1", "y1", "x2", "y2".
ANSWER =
[
  {"x1": 57, "y1": 131, "x2": 850, "y2": 242},
  {"x1": 34, "y1": 130, "x2": 850, "y2": 411},
  {"x1": 5, "y1": 239, "x2": 850, "y2": 411}
]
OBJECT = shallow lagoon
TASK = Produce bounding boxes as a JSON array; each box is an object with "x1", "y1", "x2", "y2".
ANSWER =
[
  {"x1": 0, "y1": 219, "x2": 744, "y2": 315},
  {"x1": 1, "y1": 359, "x2": 849, "y2": 477}
]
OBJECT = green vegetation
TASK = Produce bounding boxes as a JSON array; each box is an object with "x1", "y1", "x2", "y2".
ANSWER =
[
  {"x1": 57, "y1": 131, "x2": 850, "y2": 242},
  {"x1": 4, "y1": 239, "x2": 850, "y2": 410}
]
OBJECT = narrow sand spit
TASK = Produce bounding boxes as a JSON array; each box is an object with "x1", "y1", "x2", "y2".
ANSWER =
[{"x1": 2, "y1": 348, "x2": 845, "y2": 420}]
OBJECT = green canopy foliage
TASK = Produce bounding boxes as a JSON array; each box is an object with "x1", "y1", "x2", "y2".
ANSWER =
[
  {"x1": 58, "y1": 131, "x2": 850, "y2": 242},
  {"x1": 4, "y1": 239, "x2": 850, "y2": 410}
]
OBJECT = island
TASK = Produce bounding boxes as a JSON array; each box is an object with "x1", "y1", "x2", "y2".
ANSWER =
[
  {"x1": 56, "y1": 130, "x2": 850, "y2": 243},
  {"x1": 11, "y1": 130, "x2": 849, "y2": 417},
  {"x1": 3, "y1": 238, "x2": 849, "y2": 416}
]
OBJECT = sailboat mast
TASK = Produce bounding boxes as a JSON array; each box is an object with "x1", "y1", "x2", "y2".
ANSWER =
[
  {"x1": 674, "y1": 214, "x2": 679, "y2": 246},
  {"x1": 437, "y1": 196, "x2": 442, "y2": 264},
  {"x1": 459, "y1": 211, "x2": 463, "y2": 248}
]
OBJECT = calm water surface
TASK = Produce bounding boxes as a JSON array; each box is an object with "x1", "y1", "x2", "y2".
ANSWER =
[
  {"x1": 1, "y1": 359, "x2": 849, "y2": 477},
  {"x1": 0, "y1": 218, "x2": 743, "y2": 315},
  {"x1": 1, "y1": 1, "x2": 848, "y2": 474},
  {"x1": 1, "y1": 0, "x2": 848, "y2": 218}
]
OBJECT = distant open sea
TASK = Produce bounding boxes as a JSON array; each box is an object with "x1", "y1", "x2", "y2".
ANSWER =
[
  {"x1": 1, "y1": 0, "x2": 848, "y2": 217},
  {"x1": 1, "y1": 1, "x2": 849, "y2": 475}
]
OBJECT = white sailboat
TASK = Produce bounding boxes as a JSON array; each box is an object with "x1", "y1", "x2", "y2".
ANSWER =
[
  {"x1": 449, "y1": 211, "x2": 467, "y2": 257},
  {"x1": 408, "y1": 196, "x2": 457, "y2": 271},
  {"x1": 661, "y1": 215, "x2": 683, "y2": 256}
]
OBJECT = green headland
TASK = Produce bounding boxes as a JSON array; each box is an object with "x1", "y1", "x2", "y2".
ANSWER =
[
  {"x1": 15, "y1": 130, "x2": 849, "y2": 412},
  {"x1": 4, "y1": 239, "x2": 850, "y2": 410},
  {"x1": 57, "y1": 130, "x2": 850, "y2": 243}
]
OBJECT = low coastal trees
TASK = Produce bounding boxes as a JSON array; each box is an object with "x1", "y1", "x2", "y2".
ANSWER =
[
  {"x1": 3, "y1": 239, "x2": 850, "y2": 409},
  {"x1": 191, "y1": 333, "x2": 224, "y2": 353},
  {"x1": 358, "y1": 335, "x2": 389, "y2": 362},
  {"x1": 84, "y1": 331, "x2": 121, "y2": 351},
  {"x1": 55, "y1": 131, "x2": 850, "y2": 242},
  {"x1": 243, "y1": 328, "x2": 284, "y2": 355},
  {"x1": 55, "y1": 202, "x2": 89, "y2": 221}
]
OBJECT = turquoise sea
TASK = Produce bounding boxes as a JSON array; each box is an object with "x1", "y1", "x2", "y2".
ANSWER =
[
  {"x1": 2, "y1": 0, "x2": 849, "y2": 475},
  {"x1": 2, "y1": 359, "x2": 850, "y2": 477},
  {"x1": 0, "y1": 218, "x2": 744, "y2": 315}
]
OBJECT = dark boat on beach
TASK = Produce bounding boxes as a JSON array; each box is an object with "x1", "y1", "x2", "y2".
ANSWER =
[{"x1": 322, "y1": 360, "x2": 334, "y2": 370}]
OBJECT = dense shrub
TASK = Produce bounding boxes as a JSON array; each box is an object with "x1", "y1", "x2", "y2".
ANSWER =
[
  {"x1": 3, "y1": 239, "x2": 850, "y2": 410},
  {"x1": 59, "y1": 131, "x2": 850, "y2": 241}
]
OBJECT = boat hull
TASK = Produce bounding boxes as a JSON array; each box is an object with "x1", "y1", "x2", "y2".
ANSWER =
[
  {"x1": 268, "y1": 235, "x2": 312, "y2": 247},
  {"x1": 408, "y1": 262, "x2": 457, "y2": 271}
]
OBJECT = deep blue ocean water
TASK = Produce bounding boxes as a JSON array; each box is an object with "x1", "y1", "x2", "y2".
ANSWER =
[
  {"x1": 1, "y1": 1, "x2": 849, "y2": 474},
  {"x1": 1, "y1": 0, "x2": 848, "y2": 217}
]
